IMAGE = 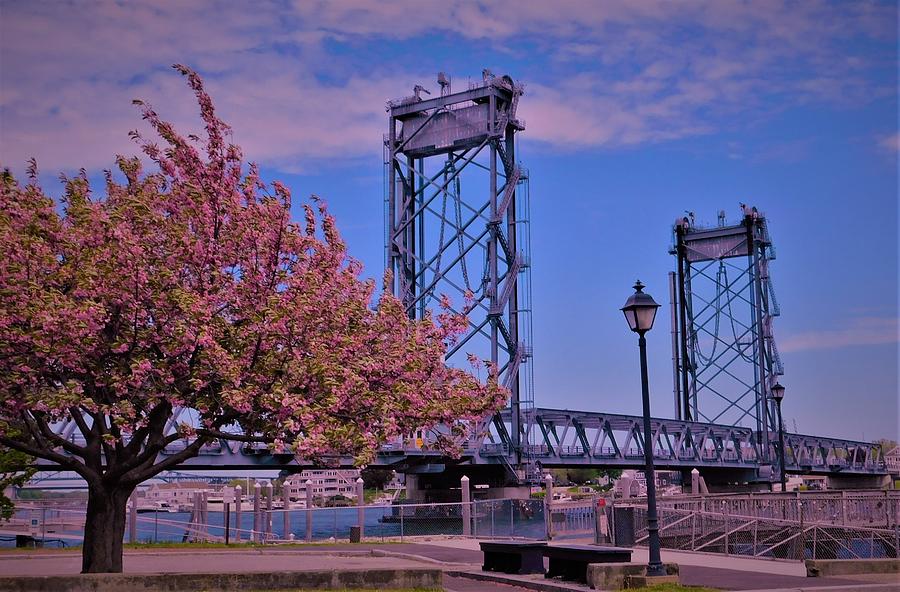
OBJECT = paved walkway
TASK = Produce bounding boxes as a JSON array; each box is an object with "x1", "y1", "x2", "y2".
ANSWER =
[
  {"x1": 417, "y1": 539, "x2": 890, "y2": 591},
  {"x1": 0, "y1": 541, "x2": 895, "y2": 591}
]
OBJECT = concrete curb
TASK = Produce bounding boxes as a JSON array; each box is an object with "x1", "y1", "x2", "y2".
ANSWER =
[
  {"x1": 0, "y1": 567, "x2": 443, "y2": 592},
  {"x1": 742, "y1": 584, "x2": 900, "y2": 592},
  {"x1": 446, "y1": 570, "x2": 588, "y2": 592},
  {"x1": 370, "y1": 548, "x2": 475, "y2": 568}
]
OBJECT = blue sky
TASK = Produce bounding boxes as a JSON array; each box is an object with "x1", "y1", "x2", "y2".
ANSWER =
[{"x1": 1, "y1": 1, "x2": 897, "y2": 442}]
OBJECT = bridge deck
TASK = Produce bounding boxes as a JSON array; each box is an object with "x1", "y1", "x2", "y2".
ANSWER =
[{"x1": 39, "y1": 407, "x2": 886, "y2": 478}]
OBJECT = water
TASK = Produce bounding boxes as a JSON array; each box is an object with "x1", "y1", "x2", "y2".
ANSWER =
[{"x1": 4, "y1": 499, "x2": 547, "y2": 547}]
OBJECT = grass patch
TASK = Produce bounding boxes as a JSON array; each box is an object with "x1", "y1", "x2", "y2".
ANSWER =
[
  {"x1": 0, "y1": 540, "x2": 404, "y2": 553},
  {"x1": 123, "y1": 540, "x2": 404, "y2": 550},
  {"x1": 237, "y1": 589, "x2": 438, "y2": 592},
  {"x1": 626, "y1": 585, "x2": 720, "y2": 592}
]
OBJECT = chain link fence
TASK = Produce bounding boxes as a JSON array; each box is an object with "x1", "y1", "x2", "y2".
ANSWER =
[{"x1": 4, "y1": 498, "x2": 548, "y2": 547}]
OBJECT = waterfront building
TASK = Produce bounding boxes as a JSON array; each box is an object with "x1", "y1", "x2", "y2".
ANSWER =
[
  {"x1": 141, "y1": 481, "x2": 210, "y2": 508},
  {"x1": 885, "y1": 446, "x2": 900, "y2": 474},
  {"x1": 285, "y1": 469, "x2": 361, "y2": 501},
  {"x1": 613, "y1": 470, "x2": 682, "y2": 497}
]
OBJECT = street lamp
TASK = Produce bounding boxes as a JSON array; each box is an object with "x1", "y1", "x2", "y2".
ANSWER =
[
  {"x1": 621, "y1": 280, "x2": 665, "y2": 578},
  {"x1": 771, "y1": 382, "x2": 787, "y2": 492}
]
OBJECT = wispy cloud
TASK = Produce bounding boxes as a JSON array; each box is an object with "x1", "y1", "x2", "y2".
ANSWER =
[
  {"x1": 879, "y1": 133, "x2": 900, "y2": 153},
  {"x1": 0, "y1": 1, "x2": 895, "y2": 173},
  {"x1": 780, "y1": 317, "x2": 899, "y2": 353}
]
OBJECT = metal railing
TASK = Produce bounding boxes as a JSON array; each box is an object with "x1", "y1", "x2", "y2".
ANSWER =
[
  {"x1": 626, "y1": 504, "x2": 899, "y2": 561},
  {"x1": 653, "y1": 491, "x2": 900, "y2": 528}
]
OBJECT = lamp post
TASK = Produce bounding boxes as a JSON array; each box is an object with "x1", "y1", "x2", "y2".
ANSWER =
[
  {"x1": 621, "y1": 280, "x2": 665, "y2": 577},
  {"x1": 771, "y1": 382, "x2": 787, "y2": 492}
]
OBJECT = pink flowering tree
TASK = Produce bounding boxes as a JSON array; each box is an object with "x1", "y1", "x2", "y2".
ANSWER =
[{"x1": 0, "y1": 65, "x2": 506, "y2": 573}]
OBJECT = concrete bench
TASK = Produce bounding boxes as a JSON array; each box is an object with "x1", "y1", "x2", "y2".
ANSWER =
[
  {"x1": 543, "y1": 545, "x2": 632, "y2": 584},
  {"x1": 480, "y1": 540, "x2": 547, "y2": 575}
]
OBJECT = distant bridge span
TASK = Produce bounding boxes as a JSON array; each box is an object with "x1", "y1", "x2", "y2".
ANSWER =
[{"x1": 38, "y1": 407, "x2": 882, "y2": 482}]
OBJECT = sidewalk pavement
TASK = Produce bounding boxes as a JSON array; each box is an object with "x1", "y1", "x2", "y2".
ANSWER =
[
  {"x1": 0, "y1": 541, "x2": 896, "y2": 591},
  {"x1": 421, "y1": 538, "x2": 897, "y2": 591},
  {"x1": 0, "y1": 548, "x2": 429, "y2": 577}
]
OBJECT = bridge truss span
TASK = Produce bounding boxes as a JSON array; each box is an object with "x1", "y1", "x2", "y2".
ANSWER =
[
  {"x1": 37, "y1": 406, "x2": 886, "y2": 478},
  {"x1": 476, "y1": 408, "x2": 885, "y2": 478}
]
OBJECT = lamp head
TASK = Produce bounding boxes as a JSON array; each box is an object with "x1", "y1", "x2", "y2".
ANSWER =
[
  {"x1": 621, "y1": 280, "x2": 660, "y2": 334},
  {"x1": 771, "y1": 382, "x2": 785, "y2": 402}
]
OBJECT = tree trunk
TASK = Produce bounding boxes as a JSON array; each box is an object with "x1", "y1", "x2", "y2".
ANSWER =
[{"x1": 82, "y1": 484, "x2": 133, "y2": 573}]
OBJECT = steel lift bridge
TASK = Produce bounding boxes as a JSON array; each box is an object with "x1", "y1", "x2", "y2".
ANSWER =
[{"x1": 41, "y1": 72, "x2": 886, "y2": 489}]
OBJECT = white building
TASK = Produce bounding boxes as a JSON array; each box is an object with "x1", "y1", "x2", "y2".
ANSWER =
[
  {"x1": 285, "y1": 469, "x2": 361, "y2": 501},
  {"x1": 884, "y1": 446, "x2": 900, "y2": 475},
  {"x1": 613, "y1": 470, "x2": 682, "y2": 497},
  {"x1": 141, "y1": 481, "x2": 210, "y2": 506}
]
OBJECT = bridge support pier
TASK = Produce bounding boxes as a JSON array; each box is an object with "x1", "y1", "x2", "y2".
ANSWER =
[
  {"x1": 827, "y1": 474, "x2": 891, "y2": 490},
  {"x1": 400, "y1": 465, "x2": 530, "y2": 503},
  {"x1": 680, "y1": 468, "x2": 769, "y2": 493}
]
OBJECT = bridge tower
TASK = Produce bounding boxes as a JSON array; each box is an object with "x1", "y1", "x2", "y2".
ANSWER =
[
  {"x1": 384, "y1": 71, "x2": 535, "y2": 481},
  {"x1": 670, "y1": 206, "x2": 784, "y2": 471}
]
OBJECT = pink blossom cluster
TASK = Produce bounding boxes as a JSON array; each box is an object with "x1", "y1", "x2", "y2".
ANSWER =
[{"x1": 0, "y1": 65, "x2": 507, "y2": 475}]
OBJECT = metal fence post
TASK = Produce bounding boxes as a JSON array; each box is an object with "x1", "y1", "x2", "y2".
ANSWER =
[
  {"x1": 841, "y1": 490, "x2": 846, "y2": 526},
  {"x1": 356, "y1": 477, "x2": 365, "y2": 539},
  {"x1": 283, "y1": 486, "x2": 291, "y2": 541},
  {"x1": 690, "y1": 508, "x2": 696, "y2": 551},
  {"x1": 265, "y1": 481, "x2": 273, "y2": 543},
  {"x1": 490, "y1": 502, "x2": 495, "y2": 538},
  {"x1": 797, "y1": 501, "x2": 805, "y2": 561},
  {"x1": 723, "y1": 501, "x2": 729, "y2": 556},
  {"x1": 305, "y1": 480, "x2": 313, "y2": 542},
  {"x1": 253, "y1": 481, "x2": 261, "y2": 543},
  {"x1": 544, "y1": 474, "x2": 553, "y2": 540},
  {"x1": 460, "y1": 476, "x2": 471, "y2": 536},
  {"x1": 812, "y1": 523, "x2": 817, "y2": 560},
  {"x1": 886, "y1": 491, "x2": 891, "y2": 528},
  {"x1": 610, "y1": 499, "x2": 616, "y2": 546},
  {"x1": 752, "y1": 517, "x2": 758, "y2": 556},
  {"x1": 202, "y1": 491, "x2": 209, "y2": 541},
  {"x1": 191, "y1": 492, "x2": 200, "y2": 542},
  {"x1": 234, "y1": 485, "x2": 242, "y2": 542}
]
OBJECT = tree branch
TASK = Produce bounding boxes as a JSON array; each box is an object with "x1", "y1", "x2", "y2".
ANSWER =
[
  {"x1": 119, "y1": 436, "x2": 210, "y2": 486},
  {"x1": 30, "y1": 412, "x2": 89, "y2": 457},
  {"x1": 89, "y1": 410, "x2": 118, "y2": 470},
  {"x1": 68, "y1": 407, "x2": 91, "y2": 440},
  {"x1": 0, "y1": 434, "x2": 98, "y2": 487}
]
